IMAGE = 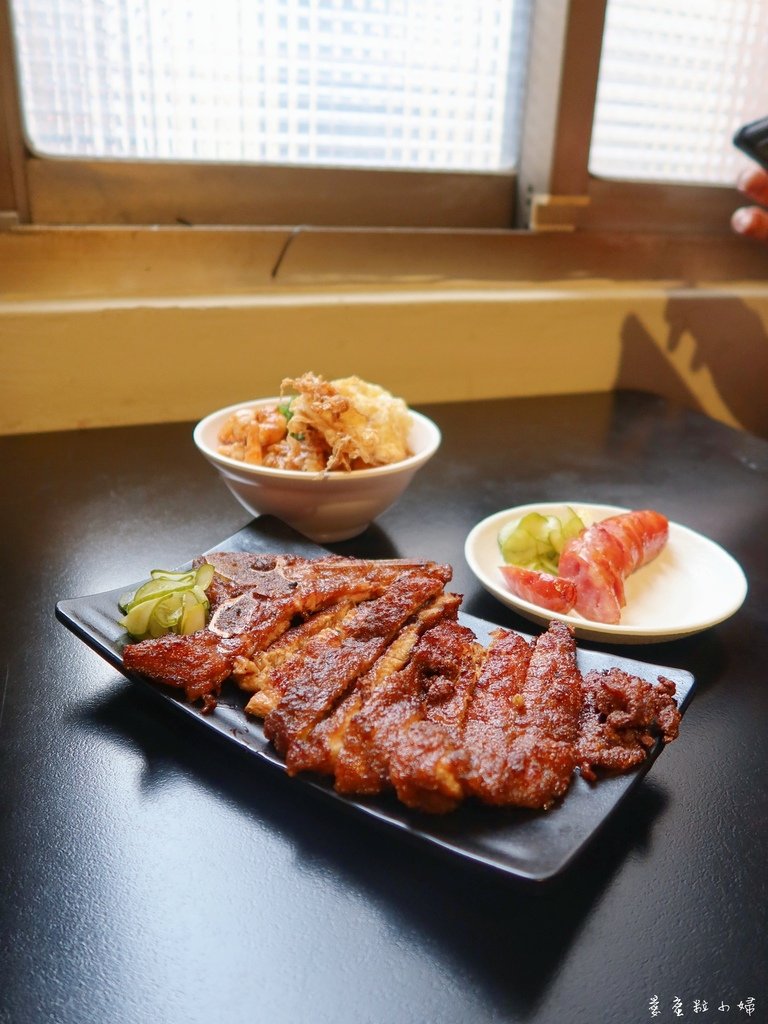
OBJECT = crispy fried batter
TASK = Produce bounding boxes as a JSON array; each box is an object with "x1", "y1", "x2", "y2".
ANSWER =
[{"x1": 282, "y1": 372, "x2": 411, "y2": 470}]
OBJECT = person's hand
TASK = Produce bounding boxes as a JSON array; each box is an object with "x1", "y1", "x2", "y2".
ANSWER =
[{"x1": 731, "y1": 166, "x2": 768, "y2": 241}]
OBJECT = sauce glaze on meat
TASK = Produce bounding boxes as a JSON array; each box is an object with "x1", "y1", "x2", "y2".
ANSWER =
[{"x1": 122, "y1": 552, "x2": 681, "y2": 813}]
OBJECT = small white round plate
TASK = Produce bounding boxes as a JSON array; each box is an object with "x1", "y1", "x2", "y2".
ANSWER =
[{"x1": 464, "y1": 502, "x2": 748, "y2": 644}]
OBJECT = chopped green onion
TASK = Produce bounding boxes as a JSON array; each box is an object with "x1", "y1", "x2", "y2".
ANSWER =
[{"x1": 277, "y1": 397, "x2": 294, "y2": 422}]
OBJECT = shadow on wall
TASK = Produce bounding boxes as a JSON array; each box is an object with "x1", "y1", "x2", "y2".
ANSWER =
[{"x1": 615, "y1": 295, "x2": 768, "y2": 439}]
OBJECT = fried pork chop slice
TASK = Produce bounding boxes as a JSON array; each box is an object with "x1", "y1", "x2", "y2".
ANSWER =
[
  {"x1": 385, "y1": 621, "x2": 681, "y2": 812},
  {"x1": 384, "y1": 621, "x2": 582, "y2": 812},
  {"x1": 458, "y1": 629, "x2": 534, "y2": 806},
  {"x1": 332, "y1": 619, "x2": 482, "y2": 810},
  {"x1": 197, "y1": 552, "x2": 317, "y2": 607},
  {"x1": 262, "y1": 563, "x2": 453, "y2": 760},
  {"x1": 376, "y1": 621, "x2": 581, "y2": 813},
  {"x1": 385, "y1": 620, "x2": 485, "y2": 812},
  {"x1": 476, "y1": 619, "x2": 583, "y2": 809},
  {"x1": 577, "y1": 668, "x2": 680, "y2": 780},
  {"x1": 122, "y1": 554, "x2": 432, "y2": 708},
  {"x1": 282, "y1": 592, "x2": 461, "y2": 778},
  {"x1": 205, "y1": 554, "x2": 427, "y2": 637},
  {"x1": 122, "y1": 631, "x2": 254, "y2": 709},
  {"x1": 237, "y1": 601, "x2": 358, "y2": 713},
  {"x1": 330, "y1": 660, "x2": 423, "y2": 797}
]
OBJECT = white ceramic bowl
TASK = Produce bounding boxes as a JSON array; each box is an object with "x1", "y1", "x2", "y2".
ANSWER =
[{"x1": 193, "y1": 397, "x2": 441, "y2": 543}]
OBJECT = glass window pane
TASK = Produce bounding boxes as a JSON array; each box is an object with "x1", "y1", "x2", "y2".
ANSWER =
[
  {"x1": 10, "y1": 0, "x2": 531, "y2": 172},
  {"x1": 590, "y1": 0, "x2": 768, "y2": 185}
]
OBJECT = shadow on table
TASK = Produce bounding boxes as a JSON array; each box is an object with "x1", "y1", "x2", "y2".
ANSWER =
[{"x1": 81, "y1": 678, "x2": 669, "y2": 1022}]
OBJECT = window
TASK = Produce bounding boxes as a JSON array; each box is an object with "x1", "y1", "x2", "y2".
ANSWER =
[
  {"x1": 11, "y1": 0, "x2": 530, "y2": 173},
  {"x1": 591, "y1": 0, "x2": 768, "y2": 185},
  {"x1": 1, "y1": 0, "x2": 766, "y2": 234}
]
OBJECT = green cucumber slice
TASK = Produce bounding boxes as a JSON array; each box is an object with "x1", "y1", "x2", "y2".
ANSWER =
[
  {"x1": 119, "y1": 561, "x2": 216, "y2": 639},
  {"x1": 498, "y1": 507, "x2": 586, "y2": 573},
  {"x1": 123, "y1": 576, "x2": 196, "y2": 611},
  {"x1": 180, "y1": 591, "x2": 207, "y2": 635},
  {"x1": 119, "y1": 595, "x2": 164, "y2": 638},
  {"x1": 193, "y1": 563, "x2": 215, "y2": 590},
  {"x1": 148, "y1": 593, "x2": 184, "y2": 638},
  {"x1": 150, "y1": 569, "x2": 197, "y2": 582}
]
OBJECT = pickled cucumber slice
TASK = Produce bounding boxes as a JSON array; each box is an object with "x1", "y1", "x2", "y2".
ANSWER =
[
  {"x1": 121, "y1": 574, "x2": 196, "y2": 612},
  {"x1": 148, "y1": 593, "x2": 184, "y2": 638},
  {"x1": 150, "y1": 569, "x2": 197, "y2": 582},
  {"x1": 119, "y1": 595, "x2": 164, "y2": 638},
  {"x1": 118, "y1": 562, "x2": 215, "y2": 639},
  {"x1": 193, "y1": 562, "x2": 215, "y2": 590},
  {"x1": 180, "y1": 591, "x2": 207, "y2": 635},
  {"x1": 549, "y1": 509, "x2": 585, "y2": 553},
  {"x1": 498, "y1": 507, "x2": 585, "y2": 574}
]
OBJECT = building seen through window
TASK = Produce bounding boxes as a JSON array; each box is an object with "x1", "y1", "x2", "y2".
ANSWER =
[{"x1": 10, "y1": 0, "x2": 531, "y2": 172}]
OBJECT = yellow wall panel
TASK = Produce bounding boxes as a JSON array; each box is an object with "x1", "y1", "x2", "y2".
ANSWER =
[{"x1": 3, "y1": 284, "x2": 767, "y2": 437}]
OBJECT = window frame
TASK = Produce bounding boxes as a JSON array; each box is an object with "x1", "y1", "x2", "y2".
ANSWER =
[
  {"x1": 0, "y1": 0, "x2": 748, "y2": 242},
  {"x1": 0, "y1": 0, "x2": 521, "y2": 229},
  {"x1": 518, "y1": 0, "x2": 739, "y2": 236}
]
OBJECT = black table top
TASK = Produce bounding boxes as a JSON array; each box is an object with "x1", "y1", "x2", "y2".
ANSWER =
[{"x1": 2, "y1": 390, "x2": 766, "y2": 1024}]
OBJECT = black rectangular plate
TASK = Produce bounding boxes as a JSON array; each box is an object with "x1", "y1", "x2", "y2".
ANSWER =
[{"x1": 56, "y1": 516, "x2": 695, "y2": 882}]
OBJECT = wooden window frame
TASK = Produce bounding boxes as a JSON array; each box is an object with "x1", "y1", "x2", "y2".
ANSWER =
[
  {"x1": 518, "y1": 0, "x2": 740, "y2": 236},
  {"x1": 0, "y1": 0, "x2": 752, "y2": 249}
]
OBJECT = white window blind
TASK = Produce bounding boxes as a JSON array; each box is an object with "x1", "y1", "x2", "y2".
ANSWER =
[
  {"x1": 590, "y1": 0, "x2": 768, "y2": 185},
  {"x1": 10, "y1": 0, "x2": 531, "y2": 172}
]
